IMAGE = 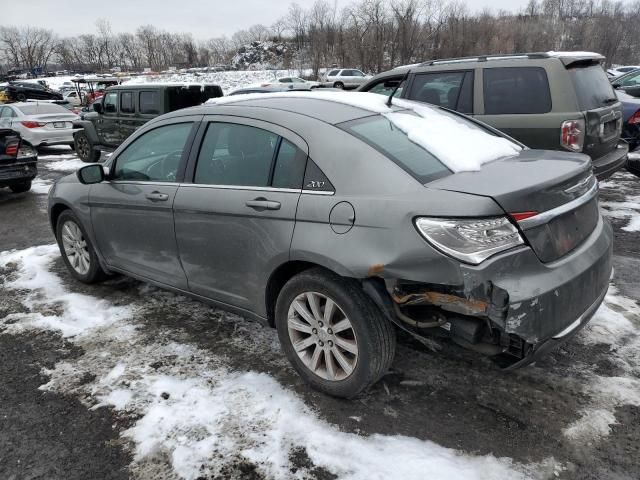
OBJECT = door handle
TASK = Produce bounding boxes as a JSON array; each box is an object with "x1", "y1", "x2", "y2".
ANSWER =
[
  {"x1": 146, "y1": 191, "x2": 169, "y2": 202},
  {"x1": 246, "y1": 198, "x2": 281, "y2": 210}
]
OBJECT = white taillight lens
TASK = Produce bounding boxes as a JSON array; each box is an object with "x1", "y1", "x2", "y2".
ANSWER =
[
  {"x1": 560, "y1": 119, "x2": 585, "y2": 152},
  {"x1": 415, "y1": 217, "x2": 524, "y2": 265}
]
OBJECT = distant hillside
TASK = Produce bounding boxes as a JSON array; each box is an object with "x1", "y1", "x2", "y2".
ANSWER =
[{"x1": 231, "y1": 41, "x2": 291, "y2": 69}]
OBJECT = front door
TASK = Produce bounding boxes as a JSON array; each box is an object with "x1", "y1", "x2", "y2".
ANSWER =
[
  {"x1": 98, "y1": 91, "x2": 120, "y2": 146},
  {"x1": 173, "y1": 118, "x2": 308, "y2": 313},
  {"x1": 90, "y1": 119, "x2": 198, "y2": 289}
]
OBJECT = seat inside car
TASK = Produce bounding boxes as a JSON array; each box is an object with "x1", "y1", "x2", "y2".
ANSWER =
[{"x1": 416, "y1": 87, "x2": 442, "y2": 106}]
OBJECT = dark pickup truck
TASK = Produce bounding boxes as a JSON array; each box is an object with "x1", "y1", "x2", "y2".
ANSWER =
[
  {"x1": 73, "y1": 83, "x2": 223, "y2": 162},
  {"x1": 0, "y1": 129, "x2": 37, "y2": 193}
]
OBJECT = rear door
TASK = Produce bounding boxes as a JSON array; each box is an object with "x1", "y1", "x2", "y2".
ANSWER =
[
  {"x1": 118, "y1": 90, "x2": 138, "y2": 143},
  {"x1": 476, "y1": 66, "x2": 560, "y2": 149},
  {"x1": 173, "y1": 117, "x2": 308, "y2": 313},
  {"x1": 90, "y1": 118, "x2": 199, "y2": 288}
]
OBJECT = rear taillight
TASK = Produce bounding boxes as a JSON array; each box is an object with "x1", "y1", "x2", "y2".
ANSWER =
[
  {"x1": 629, "y1": 110, "x2": 640, "y2": 125},
  {"x1": 560, "y1": 119, "x2": 585, "y2": 152},
  {"x1": 20, "y1": 121, "x2": 45, "y2": 128},
  {"x1": 510, "y1": 211, "x2": 538, "y2": 222},
  {"x1": 5, "y1": 141, "x2": 19, "y2": 156}
]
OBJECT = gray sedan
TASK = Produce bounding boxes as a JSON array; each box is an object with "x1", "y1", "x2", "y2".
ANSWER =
[{"x1": 48, "y1": 92, "x2": 612, "y2": 398}]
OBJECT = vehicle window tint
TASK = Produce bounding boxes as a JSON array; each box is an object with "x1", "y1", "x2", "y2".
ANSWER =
[
  {"x1": 120, "y1": 91, "x2": 135, "y2": 114},
  {"x1": 279, "y1": 78, "x2": 292, "y2": 83},
  {"x1": 367, "y1": 78, "x2": 405, "y2": 98},
  {"x1": 140, "y1": 91, "x2": 160, "y2": 114},
  {"x1": 619, "y1": 71, "x2": 640, "y2": 87},
  {"x1": 409, "y1": 71, "x2": 471, "y2": 112},
  {"x1": 353, "y1": 70, "x2": 365, "y2": 77},
  {"x1": 194, "y1": 123, "x2": 278, "y2": 187},
  {"x1": 272, "y1": 139, "x2": 307, "y2": 189},
  {"x1": 340, "y1": 115, "x2": 450, "y2": 184},
  {"x1": 568, "y1": 65, "x2": 617, "y2": 110},
  {"x1": 342, "y1": 70, "x2": 355, "y2": 76},
  {"x1": 113, "y1": 123, "x2": 192, "y2": 182},
  {"x1": 103, "y1": 92, "x2": 118, "y2": 114},
  {"x1": 483, "y1": 67, "x2": 551, "y2": 114},
  {"x1": 328, "y1": 70, "x2": 340, "y2": 77}
]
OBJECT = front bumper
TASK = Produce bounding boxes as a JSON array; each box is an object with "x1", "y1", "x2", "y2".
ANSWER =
[{"x1": 591, "y1": 142, "x2": 629, "y2": 180}]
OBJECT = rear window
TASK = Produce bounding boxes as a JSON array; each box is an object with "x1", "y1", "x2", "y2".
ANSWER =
[
  {"x1": 483, "y1": 67, "x2": 551, "y2": 114},
  {"x1": 16, "y1": 104, "x2": 69, "y2": 115},
  {"x1": 339, "y1": 115, "x2": 451, "y2": 184},
  {"x1": 568, "y1": 64, "x2": 617, "y2": 110}
]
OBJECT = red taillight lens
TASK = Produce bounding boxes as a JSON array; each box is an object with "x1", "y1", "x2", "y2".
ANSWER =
[
  {"x1": 629, "y1": 110, "x2": 640, "y2": 125},
  {"x1": 510, "y1": 211, "x2": 538, "y2": 222},
  {"x1": 560, "y1": 120, "x2": 585, "y2": 152},
  {"x1": 5, "y1": 141, "x2": 19, "y2": 156},
  {"x1": 20, "y1": 121, "x2": 45, "y2": 128}
]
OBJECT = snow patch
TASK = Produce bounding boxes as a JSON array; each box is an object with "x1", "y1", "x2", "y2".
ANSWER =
[
  {"x1": 31, "y1": 178, "x2": 53, "y2": 195},
  {"x1": 39, "y1": 156, "x2": 86, "y2": 172},
  {"x1": 0, "y1": 245, "x2": 551, "y2": 480}
]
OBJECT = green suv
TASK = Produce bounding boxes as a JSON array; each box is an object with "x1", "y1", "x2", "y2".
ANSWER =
[
  {"x1": 74, "y1": 83, "x2": 223, "y2": 162},
  {"x1": 359, "y1": 52, "x2": 628, "y2": 180}
]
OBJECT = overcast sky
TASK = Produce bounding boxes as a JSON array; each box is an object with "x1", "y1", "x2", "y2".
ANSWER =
[{"x1": 5, "y1": 0, "x2": 532, "y2": 39}]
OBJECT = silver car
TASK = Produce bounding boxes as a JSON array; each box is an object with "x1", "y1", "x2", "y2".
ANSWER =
[
  {"x1": 0, "y1": 102, "x2": 79, "y2": 148},
  {"x1": 48, "y1": 92, "x2": 612, "y2": 398},
  {"x1": 322, "y1": 69, "x2": 370, "y2": 89}
]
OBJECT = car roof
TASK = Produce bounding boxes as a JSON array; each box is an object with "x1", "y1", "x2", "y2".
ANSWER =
[{"x1": 169, "y1": 91, "x2": 409, "y2": 125}]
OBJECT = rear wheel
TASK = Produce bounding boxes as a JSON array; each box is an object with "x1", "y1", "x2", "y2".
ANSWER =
[
  {"x1": 9, "y1": 181, "x2": 31, "y2": 193},
  {"x1": 275, "y1": 268, "x2": 396, "y2": 398},
  {"x1": 333, "y1": 81, "x2": 344, "y2": 89},
  {"x1": 74, "y1": 131, "x2": 100, "y2": 163},
  {"x1": 56, "y1": 210, "x2": 107, "y2": 283}
]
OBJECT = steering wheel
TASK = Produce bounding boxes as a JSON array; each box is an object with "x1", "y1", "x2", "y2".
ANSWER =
[{"x1": 160, "y1": 150, "x2": 184, "y2": 182}]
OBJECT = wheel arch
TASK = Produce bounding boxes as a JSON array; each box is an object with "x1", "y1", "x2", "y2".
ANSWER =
[
  {"x1": 73, "y1": 120, "x2": 100, "y2": 144},
  {"x1": 49, "y1": 201, "x2": 72, "y2": 233}
]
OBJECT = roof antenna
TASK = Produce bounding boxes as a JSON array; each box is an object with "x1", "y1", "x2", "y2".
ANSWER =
[{"x1": 386, "y1": 69, "x2": 410, "y2": 107}]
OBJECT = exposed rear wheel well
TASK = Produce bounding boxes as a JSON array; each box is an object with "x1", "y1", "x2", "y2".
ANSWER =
[
  {"x1": 265, "y1": 261, "x2": 328, "y2": 326},
  {"x1": 50, "y1": 204, "x2": 70, "y2": 232}
]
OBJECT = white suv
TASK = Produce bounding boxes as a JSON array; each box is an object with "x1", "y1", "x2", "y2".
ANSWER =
[{"x1": 322, "y1": 69, "x2": 370, "y2": 89}]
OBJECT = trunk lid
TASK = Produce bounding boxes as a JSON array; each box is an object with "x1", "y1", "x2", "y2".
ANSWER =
[{"x1": 428, "y1": 150, "x2": 599, "y2": 262}]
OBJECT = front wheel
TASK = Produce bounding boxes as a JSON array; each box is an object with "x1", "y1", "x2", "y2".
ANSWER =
[
  {"x1": 333, "y1": 81, "x2": 344, "y2": 89},
  {"x1": 275, "y1": 268, "x2": 396, "y2": 398},
  {"x1": 56, "y1": 210, "x2": 107, "y2": 283},
  {"x1": 74, "y1": 131, "x2": 101, "y2": 163}
]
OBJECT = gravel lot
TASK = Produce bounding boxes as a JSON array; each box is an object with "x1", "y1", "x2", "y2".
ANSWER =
[{"x1": 1, "y1": 147, "x2": 639, "y2": 480}]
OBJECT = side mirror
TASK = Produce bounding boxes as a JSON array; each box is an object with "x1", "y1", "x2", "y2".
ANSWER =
[
  {"x1": 93, "y1": 102, "x2": 103, "y2": 113},
  {"x1": 77, "y1": 164, "x2": 105, "y2": 184}
]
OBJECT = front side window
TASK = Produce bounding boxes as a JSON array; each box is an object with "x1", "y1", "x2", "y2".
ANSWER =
[
  {"x1": 120, "y1": 91, "x2": 134, "y2": 114},
  {"x1": 194, "y1": 123, "x2": 278, "y2": 187},
  {"x1": 112, "y1": 123, "x2": 193, "y2": 182},
  {"x1": 409, "y1": 71, "x2": 472, "y2": 113},
  {"x1": 103, "y1": 92, "x2": 118, "y2": 114},
  {"x1": 140, "y1": 91, "x2": 160, "y2": 114},
  {"x1": 367, "y1": 78, "x2": 405, "y2": 98},
  {"x1": 483, "y1": 67, "x2": 551, "y2": 114},
  {"x1": 328, "y1": 70, "x2": 340, "y2": 77}
]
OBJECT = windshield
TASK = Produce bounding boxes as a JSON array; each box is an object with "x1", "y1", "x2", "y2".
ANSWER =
[
  {"x1": 568, "y1": 64, "x2": 617, "y2": 110},
  {"x1": 339, "y1": 115, "x2": 451, "y2": 184},
  {"x1": 17, "y1": 104, "x2": 71, "y2": 115}
]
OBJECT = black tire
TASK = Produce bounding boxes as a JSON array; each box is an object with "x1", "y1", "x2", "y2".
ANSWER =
[
  {"x1": 275, "y1": 268, "x2": 396, "y2": 398},
  {"x1": 74, "y1": 131, "x2": 101, "y2": 163},
  {"x1": 17, "y1": 93, "x2": 26, "y2": 101},
  {"x1": 333, "y1": 82, "x2": 344, "y2": 89},
  {"x1": 56, "y1": 210, "x2": 107, "y2": 284},
  {"x1": 9, "y1": 180, "x2": 31, "y2": 193}
]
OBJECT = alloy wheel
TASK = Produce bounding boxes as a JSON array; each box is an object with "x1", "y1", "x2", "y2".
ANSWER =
[
  {"x1": 287, "y1": 292, "x2": 358, "y2": 381},
  {"x1": 76, "y1": 135, "x2": 90, "y2": 159},
  {"x1": 61, "y1": 220, "x2": 91, "y2": 275}
]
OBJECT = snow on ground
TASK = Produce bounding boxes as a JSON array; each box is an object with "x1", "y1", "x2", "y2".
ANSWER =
[
  {"x1": 31, "y1": 177, "x2": 53, "y2": 195},
  {"x1": 0, "y1": 245, "x2": 557, "y2": 480},
  {"x1": 599, "y1": 168, "x2": 640, "y2": 232},
  {"x1": 564, "y1": 286, "x2": 640, "y2": 442},
  {"x1": 38, "y1": 153, "x2": 85, "y2": 173}
]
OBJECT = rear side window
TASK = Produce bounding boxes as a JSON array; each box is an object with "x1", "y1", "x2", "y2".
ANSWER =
[
  {"x1": 194, "y1": 123, "x2": 278, "y2": 187},
  {"x1": 140, "y1": 91, "x2": 160, "y2": 114},
  {"x1": 409, "y1": 71, "x2": 473, "y2": 113},
  {"x1": 568, "y1": 64, "x2": 617, "y2": 110},
  {"x1": 120, "y1": 91, "x2": 134, "y2": 114},
  {"x1": 483, "y1": 67, "x2": 551, "y2": 114},
  {"x1": 340, "y1": 116, "x2": 450, "y2": 184}
]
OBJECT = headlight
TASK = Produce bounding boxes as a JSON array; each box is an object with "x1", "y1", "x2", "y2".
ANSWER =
[{"x1": 415, "y1": 216, "x2": 524, "y2": 265}]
